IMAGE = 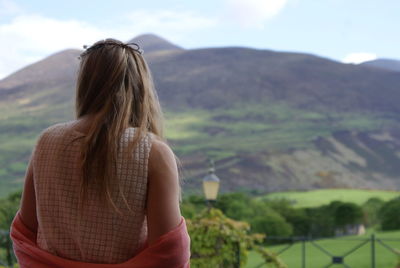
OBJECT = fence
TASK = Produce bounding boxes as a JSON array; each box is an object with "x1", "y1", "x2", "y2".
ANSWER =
[{"x1": 252, "y1": 234, "x2": 400, "y2": 268}]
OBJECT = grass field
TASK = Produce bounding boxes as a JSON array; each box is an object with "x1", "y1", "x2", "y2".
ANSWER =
[
  {"x1": 246, "y1": 229, "x2": 400, "y2": 268},
  {"x1": 260, "y1": 189, "x2": 400, "y2": 208}
]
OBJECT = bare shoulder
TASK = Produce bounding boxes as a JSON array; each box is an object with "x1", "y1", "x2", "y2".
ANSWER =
[
  {"x1": 146, "y1": 137, "x2": 181, "y2": 244},
  {"x1": 149, "y1": 138, "x2": 175, "y2": 161},
  {"x1": 148, "y1": 138, "x2": 178, "y2": 177}
]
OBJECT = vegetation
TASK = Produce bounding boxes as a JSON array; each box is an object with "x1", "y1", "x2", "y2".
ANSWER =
[
  {"x1": 362, "y1": 197, "x2": 385, "y2": 227},
  {"x1": 0, "y1": 190, "x2": 20, "y2": 266},
  {"x1": 182, "y1": 191, "x2": 400, "y2": 240},
  {"x1": 379, "y1": 197, "x2": 400, "y2": 231},
  {"x1": 0, "y1": 191, "x2": 21, "y2": 230},
  {"x1": 187, "y1": 208, "x2": 285, "y2": 268},
  {"x1": 261, "y1": 189, "x2": 400, "y2": 208},
  {"x1": 214, "y1": 193, "x2": 293, "y2": 239}
]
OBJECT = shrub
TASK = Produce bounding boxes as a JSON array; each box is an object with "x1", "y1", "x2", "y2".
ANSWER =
[
  {"x1": 181, "y1": 194, "x2": 205, "y2": 219},
  {"x1": 187, "y1": 208, "x2": 286, "y2": 268},
  {"x1": 0, "y1": 190, "x2": 21, "y2": 230},
  {"x1": 0, "y1": 190, "x2": 21, "y2": 266}
]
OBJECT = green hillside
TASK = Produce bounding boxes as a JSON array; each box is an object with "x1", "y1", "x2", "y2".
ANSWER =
[
  {"x1": 260, "y1": 189, "x2": 400, "y2": 208},
  {"x1": 2, "y1": 98, "x2": 398, "y2": 197}
]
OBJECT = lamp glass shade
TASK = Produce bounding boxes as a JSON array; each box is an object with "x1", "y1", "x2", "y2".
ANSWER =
[{"x1": 202, "y1": 180, "x2": 220, "y2": 201}]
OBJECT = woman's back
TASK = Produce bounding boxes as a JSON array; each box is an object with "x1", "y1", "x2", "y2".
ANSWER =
[
  {"x1": 33, "y1": 119, "x2": 151, "y2": 263},
  {"x1": 13, "y1": 39, "x2": 187, "y2": 267}
]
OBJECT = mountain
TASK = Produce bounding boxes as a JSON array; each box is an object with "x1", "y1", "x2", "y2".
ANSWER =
[
  {"x1": 0, "y1": 50, "x2": 80, "y2": 115},
  {"x1": 0, "y1": 49, "x2": 80, "y2": 92},
  {"x1": 147, "y1": 48, "x2": 400, "y2": 113},
  {"x1": 127, "y1": 33, "x2": 183, "y2": 53},
  {"x1": 1, "y1": 34, "x2": 400, "y2": 197},
  {"x1": 360, "y1": 58, "x2": 400, "y2": 72}
]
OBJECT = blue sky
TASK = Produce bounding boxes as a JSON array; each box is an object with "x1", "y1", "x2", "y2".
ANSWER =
[{"x1": 0, "y1": 0, "x2": 399, "y2": 79}]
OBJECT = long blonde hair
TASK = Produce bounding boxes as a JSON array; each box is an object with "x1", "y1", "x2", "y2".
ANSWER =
[{"x1": 75, "y1": 38, "x2": 164, "y2": 213}]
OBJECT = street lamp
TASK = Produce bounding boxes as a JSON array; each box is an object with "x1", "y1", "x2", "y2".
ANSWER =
[{"x1": 202, "y1": 160, "x2": 220, "y2": 208}]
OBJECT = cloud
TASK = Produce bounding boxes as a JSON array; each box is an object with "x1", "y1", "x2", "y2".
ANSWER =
[
  {"x1": 342, "y1": 53, "x2": 378, "y2": 64},
  {"x1": 0, "y1": 15, "x2": 108, "y2": 79},
  {"x1": 0, "y1": 0, "x2": 21, "y2": 16},
  {"x1": 126, "y1": 10, "x2": 216, "y2": 31},
  {"x1": 0, "y1": 9, "x2": 218, "y2": 80},
  {"x1": 0, "y1": 15, "x2": 105, "y2": 52},
  {"x1": 124, "y1": 9, "x2": 217, "y2": 41},
  {"x1": 223, "y1": 0, "x2": 288, "y2": 28}
]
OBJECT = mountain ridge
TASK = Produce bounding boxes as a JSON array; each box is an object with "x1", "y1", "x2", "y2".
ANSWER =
[
  {"x1": 1, "y1": 34, "x2": 400, "y2": 197},
  {"x1": 0, "y1": 49, "x2": 80, "y2": 90},
  {"x1": 127, "y1": 33, "x2": 183, "y2": 53},
  {"x1": 360, "y1": 58, "x2": 400, "y2": 72}
]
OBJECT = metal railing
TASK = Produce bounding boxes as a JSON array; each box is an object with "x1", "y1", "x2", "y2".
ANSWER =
[{"x1": 253, "y1": 234, "x2": 400, "y2": 268}]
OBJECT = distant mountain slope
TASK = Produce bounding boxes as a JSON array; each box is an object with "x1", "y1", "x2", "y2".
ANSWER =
[
  {"x1": 0, "y1": 49, "x2": 80, "y2": 107},
  {"x1": 0, "y1": 49, "x2": 80, "y2": 90},
  {"x1": 361, "y1": 58, "x2": 400, "y2": 72},
  {"x1": 148, "y1": 48, "x2": 400, "y2": 113},
  {"x1": 1, "y1": 34, "x2": 400, "y2": 197},
  {"x1": 127, "y1": 33, "x2": 183, "y2": 53},
  {"x1": 182, "y1": 127, "x2": 400, "y2": 193},
  {"x1": 2, "y1": 40, "x2": 400, "y2": 115}
]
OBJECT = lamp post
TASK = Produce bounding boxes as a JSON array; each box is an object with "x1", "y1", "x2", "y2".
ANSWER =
[{"x1": 202, "y1": 160, "x2": 220, "y2": 209}]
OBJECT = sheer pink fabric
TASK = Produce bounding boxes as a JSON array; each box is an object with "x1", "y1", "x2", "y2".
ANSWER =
[{"x1": 11, "y1": 212, "x2": 191, "y2": 268}]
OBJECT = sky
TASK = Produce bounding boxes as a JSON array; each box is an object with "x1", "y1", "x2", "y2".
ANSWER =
[{"x1": 0, "y1": 0, "x2": 399, "y2": 79}]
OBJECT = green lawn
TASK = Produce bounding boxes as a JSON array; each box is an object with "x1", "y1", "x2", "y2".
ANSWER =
[
  {"x1": 260, "y1": 189, "x2": 400, "y2": 208},
  {"x1": 247, "y1": 230, "x2": 400, "y2": 268}
]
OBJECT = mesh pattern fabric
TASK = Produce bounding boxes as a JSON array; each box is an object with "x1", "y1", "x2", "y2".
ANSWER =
[{"x1": 32, "y1": 121, "x2": 151, "y2": 263}]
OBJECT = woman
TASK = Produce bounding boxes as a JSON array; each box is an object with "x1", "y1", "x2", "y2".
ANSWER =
[{"x1": 10, "y1": 38, "x2": 190, "y2": 267}]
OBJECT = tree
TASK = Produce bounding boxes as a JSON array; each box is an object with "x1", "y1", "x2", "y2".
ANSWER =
[
  {"x1": 379, "y1": 198, "x2": 400, "y2": 231},
  {"x1": 214, "y1": 192, "x2": 252, "y2": 220},
  {"x1": 333, "y1": 202, "x2": 363, "y2": 227},
  {"x1": 266, "y1": 199, "x2": 312, "y2": 236},
  {"x1": 215, "y1": 194, "x2": 294, "y2": 239},
  {"x1": 248, "y1": 201, "x2": 293, "y2": 239},
  {"x1": 362, "y1": 197, "x2": 384, "y2": 227},
  {"x1": 305, "y1": 205, "x2": 336, "y2": 237}
]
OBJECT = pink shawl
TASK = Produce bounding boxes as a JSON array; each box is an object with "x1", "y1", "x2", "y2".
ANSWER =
[{"x1": 10, "y1": 212, "x2": 190, "y2": 268}]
